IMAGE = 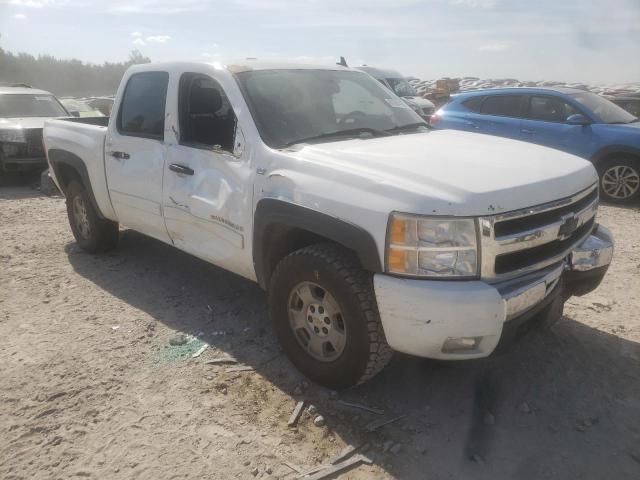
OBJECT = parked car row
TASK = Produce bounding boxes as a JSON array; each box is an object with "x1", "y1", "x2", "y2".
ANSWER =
[
  {"x1": 0, "y1": 85, "x2": 114, "y2": 177},
  {"x1": 0, "y1": 84, "x2": 68, "y2": 175},
  {"x1": 432, "y1": 87, "x2": 640, "y2": 203}
]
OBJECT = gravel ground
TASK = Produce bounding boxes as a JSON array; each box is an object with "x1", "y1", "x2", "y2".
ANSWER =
[{"x1": 1, "y1": 179, "x2": 640, "y2": 480}]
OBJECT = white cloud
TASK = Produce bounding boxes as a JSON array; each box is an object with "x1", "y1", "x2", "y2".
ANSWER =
[
  {"x1": 9, "y1": 0, "x2": 52, "y2": 7},
  {"x1": 131, "y1": 31, "x2": 143, "y2": 37},
  {"x1": 477, "y1": 42, "x2": 510, "y2": 51},
  {"x1": 13, "y1": 13, "x2": 28, "y2": 18},
  {"x1": 107, "y1": 0, "x2": 209, "y2": 15},
  {"x1": 133, "y1": 38, "x2": 146, "y2": 46},
  {"x1": 449, "y1": 0, "x2": 496, "y2": 7},
  {"x1": 146, "y1": 35, "x2": 171, "y2": 43}
]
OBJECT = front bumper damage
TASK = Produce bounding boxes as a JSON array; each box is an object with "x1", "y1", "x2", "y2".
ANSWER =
[{"x1": 374, "y1": 224, "x2": 614, "y2": 360}]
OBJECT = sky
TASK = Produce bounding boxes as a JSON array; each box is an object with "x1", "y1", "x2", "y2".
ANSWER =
[{"x1": 1, "y1": 0, "x2": 639, "y2": 84}]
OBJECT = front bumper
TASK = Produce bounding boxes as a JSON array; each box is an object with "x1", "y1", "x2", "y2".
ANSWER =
[
  {"x1": 374, "y1": 224, "x2": 613, "y2": 359},
  {"x1": 0, "y1": 154, "x2": 47, "y2": 172}
]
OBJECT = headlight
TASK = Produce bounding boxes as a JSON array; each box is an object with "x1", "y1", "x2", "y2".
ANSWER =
[
  {"x1": 386, "y1": 213, "x2": 479, "y2": 278},
  {"x1": 0, "y1": 129, "x2": 27, "y2": 143}
]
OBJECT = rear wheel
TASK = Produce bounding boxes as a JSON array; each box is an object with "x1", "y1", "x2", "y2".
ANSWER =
[
  {"x1": 598, "y1": 157, "x2": 640, "y2": 203},
  {"x1": 268, "y1": 244, "x2": 392, "y2": 389},
  {"x1": 66, "y1": 180, "x2": 119, "y2": 253}
]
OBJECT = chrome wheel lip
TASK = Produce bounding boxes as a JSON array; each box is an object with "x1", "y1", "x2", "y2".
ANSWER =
[
  {"x1": 602, "y1": 165, "x2": 640, "y2": 200},
  {"x1": 72, "y1": 196, "x2": 91, "y2": 239},
  {"x1": 287, "y1": 281, "x2": 347, "y2": 362}
]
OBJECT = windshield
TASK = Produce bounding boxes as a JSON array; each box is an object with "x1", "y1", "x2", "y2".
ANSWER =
[
  {"x1": 386, "y1": 77, "x2": 418, "y2": 97},
  {"x1": 235, "y1": 69, "x2": 423, "y2": 148},
  {"x1": 571, "y1": 91, "x2": 637, "y2": 124},
  {"x1": 0, "y1": 94, "x2": 68, "y2": 118}
]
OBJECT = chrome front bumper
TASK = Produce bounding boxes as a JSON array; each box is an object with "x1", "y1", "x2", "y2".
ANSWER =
[
  {"x1": 499, "y1": 224, "x2": 613, "y2": 320},
  {"x1": 374, "y1": 224, "x2": 613, "y2": 360}
]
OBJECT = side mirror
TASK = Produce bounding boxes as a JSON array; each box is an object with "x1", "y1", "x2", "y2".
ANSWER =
[
  {"x1": 70, "y1": 111, "x2": 80, "y2": 118},
  {"x1": 566, "y1": 114, "x2": 590, "y2": 125}
]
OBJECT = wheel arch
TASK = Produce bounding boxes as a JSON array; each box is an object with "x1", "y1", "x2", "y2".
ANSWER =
[
  {"x1": 591, "y1": 145, "x2": 640, "y2": 167},
  {"x1": 48, "y1": 149, "x2": 104, "y2": 218},
  {"x1": 253, "y1": 198, "x2": 383, "y2": 289}
]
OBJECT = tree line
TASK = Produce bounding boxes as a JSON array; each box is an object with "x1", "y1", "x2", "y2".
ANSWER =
[{"x1": 0, "y1": 44, "x2": 150, "y2": 98}]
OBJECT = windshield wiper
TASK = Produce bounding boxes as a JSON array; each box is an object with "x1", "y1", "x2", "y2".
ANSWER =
[
  {"x1": 284, "y1": 127, "x2": 391, "y2": 147},
  {"x1": 386, "y1": 122, "x2": 431, "y2": 133}
]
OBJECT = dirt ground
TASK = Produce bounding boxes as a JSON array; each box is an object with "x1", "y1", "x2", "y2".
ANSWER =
[{"x1": 1, "y1": 177, "x2": 640, "y2": 480}]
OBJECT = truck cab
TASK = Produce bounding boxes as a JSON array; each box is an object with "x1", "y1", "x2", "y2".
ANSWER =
[{"x1": 44, "y1": 61, "x2": 613, "y2": 388}]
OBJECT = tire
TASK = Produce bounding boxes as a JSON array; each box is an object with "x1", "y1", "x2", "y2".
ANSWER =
[
  {"x1": 597, "y1": 157, "x2": 640, "y2": 204},
  {"x1": 268, "y1": 243, "x2": 392, "y2": 389},
  {"x1": 65, "y1": 180, "x2": 119, "y2": 253}
]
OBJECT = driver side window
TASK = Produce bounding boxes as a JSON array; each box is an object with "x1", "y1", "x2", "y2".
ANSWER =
[
  {"x1": 528, "y1": 96, "x2": 578, "y2": 123},
  {"x1": 178, "y1": 73, "x2": 236, "y2": 152}
]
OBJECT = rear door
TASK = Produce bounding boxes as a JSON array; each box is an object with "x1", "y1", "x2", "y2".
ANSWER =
[
  {"x1": 476, "y1": 94, "x2": 526, "y2": 139},
  {"x1": 105, "y1": 71, "x2": 171, "y2": 243},
  {"x1": 519, "y1": 95, "x2": 592, "y2": 157}
]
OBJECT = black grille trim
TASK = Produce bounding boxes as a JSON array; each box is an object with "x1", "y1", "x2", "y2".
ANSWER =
[{"x1": 494, "y1": 218, "x2": 595, "y2": 274}]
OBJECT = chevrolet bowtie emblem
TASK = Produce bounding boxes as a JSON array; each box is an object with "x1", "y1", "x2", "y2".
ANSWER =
[{"x1": 558, "y1": 213, "x2": 579, "y2": 239}]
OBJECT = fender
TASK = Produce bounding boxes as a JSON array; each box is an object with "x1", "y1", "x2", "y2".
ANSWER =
[
  {"x1": 590, "y1": 144, "x2": 640, "y2": 165},
  {"x1": 253, "y1": 198, "x2": 382, "y2": 288},
  {"x1": 48, "y1": 149, "x2": 105, "y2": 219}
]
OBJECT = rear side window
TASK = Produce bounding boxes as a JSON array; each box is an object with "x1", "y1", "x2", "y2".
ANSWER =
[
  {"x1": 481, "y1": 95, "x2": 525, "y2": 117},
  {"x1": 117, "y1": 71, "x2": 169, "y2": 139},
  {"x1": 528, "y1": 96, "x2": 578, "y2": 123},
  {"x1": 462, "y1": 96, "x2": 484, "y2": 113}
]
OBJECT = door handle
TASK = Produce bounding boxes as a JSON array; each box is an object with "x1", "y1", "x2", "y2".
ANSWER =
[
  {"x1": 521, "y1": 129, "x2": 535, "y2": 134},
  {"x1": 108, "y1": 151, "x2": 130, "y2": 160},
  {"x1": 169, "y1": 163, "x2": 194, "y2": 176}
]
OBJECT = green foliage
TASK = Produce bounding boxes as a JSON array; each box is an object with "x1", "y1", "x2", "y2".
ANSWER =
[{"x1": 0, "y1": 46, "x2": 151, "y2": 97}]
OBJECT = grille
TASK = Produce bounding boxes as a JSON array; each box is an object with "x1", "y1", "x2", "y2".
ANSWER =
[
  {"x1": 480, "y1": 183, "x2": 598, "y2": 280},
  {"x1": 25, "y1": 128, "x2": 44, "y2": 157}
]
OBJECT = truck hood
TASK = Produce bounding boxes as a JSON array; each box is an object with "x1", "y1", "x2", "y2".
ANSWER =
[
  {"x1": 0, "y1": 117, "x2": 51, "y2": 130},
  {"x1": 290, "y1": 129, "x2": 597, "y2": 216}
]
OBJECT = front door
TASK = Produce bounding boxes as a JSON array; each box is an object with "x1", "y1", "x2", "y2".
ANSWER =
[
  {"x1": 105, "y1": 70, "x2": 171, "y2": 243},
  {"x1": 162, "y1": 72, "x2": 253, "y2": 278},
  {"x1": 519, "y1": 95, "x2": 592, "y2": 158}
]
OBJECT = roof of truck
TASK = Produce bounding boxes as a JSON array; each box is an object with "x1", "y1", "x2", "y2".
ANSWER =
[
  {"x1": 357, "y1": 66, "x2": 405, "y2": 79},
  {"x1": 0, "y1": 86, "x2": 54, "y2": 96},
  {"x1": 128, "y1": 60, "x2": 360, "y2": 75}
]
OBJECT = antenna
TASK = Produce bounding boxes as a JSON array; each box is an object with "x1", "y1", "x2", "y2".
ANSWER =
[{"x1": 337, "y1": 56, "x2": 348, "y2": 67}]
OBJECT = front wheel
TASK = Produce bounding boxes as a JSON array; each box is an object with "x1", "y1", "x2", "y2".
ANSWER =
[
  {"x1": 66, "y1": 180, "x2": 119, "y2": 253},
  {"x1": 268, "y1": 244, "x2": 392, "y2": 389},
  {"x1": 598, "y1": 157, "x2": 640, "y2": 203}
]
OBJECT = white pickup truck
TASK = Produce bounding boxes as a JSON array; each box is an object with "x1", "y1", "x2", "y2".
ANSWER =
[{"x1": 44, "y1": 61, "x2": 613, "y2": 388}]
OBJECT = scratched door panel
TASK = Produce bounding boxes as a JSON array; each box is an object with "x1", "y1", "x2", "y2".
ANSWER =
[{"x1": 162, "y1": 143, "x2": 253, "y2": 279}]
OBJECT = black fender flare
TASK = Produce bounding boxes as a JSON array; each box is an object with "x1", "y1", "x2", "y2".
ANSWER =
[
  {"x1": 48, "y1": 148, "x2": 105, "y2": 218},
  {"x1": 590, "y1": 145, "x2": 640, "y2": 167},
  {"x1": 253, "y1": 198, "x2": 383, "y2": 288}
]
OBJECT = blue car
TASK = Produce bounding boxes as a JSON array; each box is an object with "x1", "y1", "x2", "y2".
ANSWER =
[{"x1": 432, "y1": 87, "x2": 640, "y2": 203}]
